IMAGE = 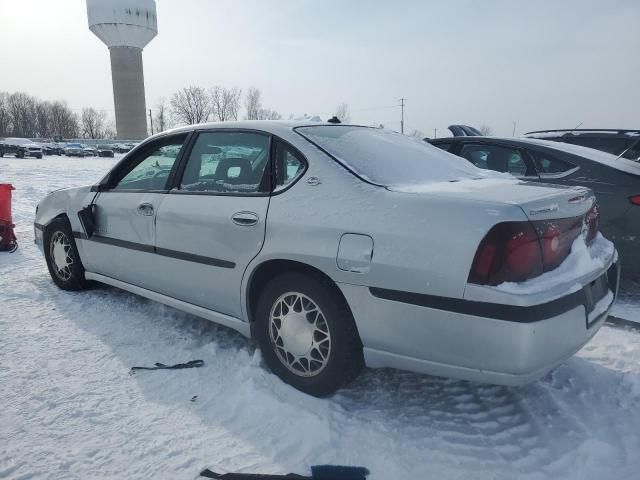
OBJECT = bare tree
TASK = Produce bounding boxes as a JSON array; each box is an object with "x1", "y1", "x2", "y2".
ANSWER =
[
  {"x1": 8, "y1": 92, "x2": 37, "y2": 137},
  {"x1": 154, "y1": 97, "x2": 168, "y2": 132},
  {"x1": 170, "y1": 86, "x2": 211, "y2": 125},
  {"x1": 49, "y1": 101, "x2": 79, "y2": 139},
  {"x1": 256, "y1": 108, "x2": 282, "y2": 120},
  {"x1": 103, "y1": 118, "x2": 117, "y2": 139},
  {"x1": 81, "y1": 107, "x2": 107, "y2": 139},
  {"x1": 0, "y1": 92, "x2": 11, "y2": 137},
  {"x1": 409, "y1": 129, "x2": 425, "y2": 140},
  {"x1": 479, "y1": 124, "x2": 493, "y2": 136},
  {"x1": 244, "y1": 87, "x2": 262, "y2": 120},
  {"x1": 334, "y1": 103, "x2": 351, "y2": 123},
  {"x1": 35, "y1": 101, "x2": 53, "y2": 138},
  {"x1": 210, "y1": 86, "x2": 242, "y2": 122}
]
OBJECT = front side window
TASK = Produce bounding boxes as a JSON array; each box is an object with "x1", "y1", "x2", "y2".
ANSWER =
[
  {"x1": 532, "y1": 153, "x2": 576, "y2": 175},
  {"x1": 459, "y1": 144, "x2": 527, "y2": 176},
  {"x1": 274, "y1": 140, "x2": 305, "y2": 190},
  {"x1": 296, "y1": 125, "x2": 481, "y2": 187},
  {"x1": 112, "y1": 135, "x2": 187, "y2": 191},
  {"x1": 179, "y1": 131, "x2": 270, "y2": 194}
]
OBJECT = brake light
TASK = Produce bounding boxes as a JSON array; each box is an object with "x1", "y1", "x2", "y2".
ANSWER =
[
  {"x1": 631, "y1": 195, "x2": 640, "y2": 206},
  {"x1": 583, "y1": 203, "x2": 600, "y2": 243},
  {"x1": 468, "y1": 222, "x2": 542, "y2": 285},
  {"x1": 469, "y1": 215, "x2": 585, "y2": 285}
]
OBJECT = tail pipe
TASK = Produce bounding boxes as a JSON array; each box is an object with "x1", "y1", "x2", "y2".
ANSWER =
[{"x1": 0, "y1": 184, "x2": 17, "y2": 253}]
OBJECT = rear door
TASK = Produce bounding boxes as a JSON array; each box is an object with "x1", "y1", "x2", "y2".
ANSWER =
[
  {"x1": 152, "y1": 130, "x2": 272, "y2": 318},
  {"x1": 83, "y1": 133, "x2": 189, "y2": 289}
]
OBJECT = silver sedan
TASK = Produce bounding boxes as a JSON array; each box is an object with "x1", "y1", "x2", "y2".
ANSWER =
[{"x1": 34, "y1": 121, "x2": 619, "y2": 396}]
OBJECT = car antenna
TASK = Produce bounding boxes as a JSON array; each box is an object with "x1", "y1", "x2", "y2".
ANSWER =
[
  {"x1": 614, "y1": 135, "x2": 640, "y2": 162},
  {"x1": 327, "y1": 116, "x2": 341, "y2": 124}
]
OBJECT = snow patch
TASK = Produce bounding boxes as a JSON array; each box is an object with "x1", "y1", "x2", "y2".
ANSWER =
[{"x1": 495, "y1": 233, "x2": 614, "y2": 295}]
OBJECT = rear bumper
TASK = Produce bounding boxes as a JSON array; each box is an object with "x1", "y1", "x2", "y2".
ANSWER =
[{"x1": 340, "y1": 261, "x2": 619, "y2": 386}]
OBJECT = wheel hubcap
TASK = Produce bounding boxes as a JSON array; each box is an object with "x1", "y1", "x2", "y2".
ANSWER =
[
  {"x1": 50, "y1": 231, "x2": 74, "y2": 281},
  {"x1": 269, "y1": 292, "x2": 331, "y2": 377}
]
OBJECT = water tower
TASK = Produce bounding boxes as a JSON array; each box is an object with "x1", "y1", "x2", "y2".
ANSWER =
[{"x1": 86, "y1": 0, "x2": 158, "y2": 140}]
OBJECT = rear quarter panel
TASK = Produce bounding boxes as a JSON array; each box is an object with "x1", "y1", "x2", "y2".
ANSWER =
[{"x1": 247, "y1": 140, "x2": 530, "y2": 318}]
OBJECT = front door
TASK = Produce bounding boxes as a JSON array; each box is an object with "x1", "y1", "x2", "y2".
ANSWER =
[
  {"x1": 83, "y1": 133, "x2": 189, "y2": 289},
  {"x1": 153, "y1": 130, "x2": 272, "y2": 317}
]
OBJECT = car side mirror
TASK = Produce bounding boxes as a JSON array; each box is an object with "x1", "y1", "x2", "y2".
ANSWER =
[{"x1": 90, "y1": 184, "x2": 105, "y2": 192}]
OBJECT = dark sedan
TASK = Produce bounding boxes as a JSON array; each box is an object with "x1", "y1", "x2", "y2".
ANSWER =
[{"x1": 429, "y1": 136, "x2": 640, "y2": 279}]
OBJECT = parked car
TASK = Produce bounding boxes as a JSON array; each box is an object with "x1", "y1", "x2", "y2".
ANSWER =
[
  {"x1": 41, "y1": 142, "x2": 64, "y2": 156},
  {"x1": 0, "y1": 137, "x2": 43, "y2": 158},
  {"x1": 64, "y1": 143, "x2": 85, "y2": 157},
  {"x1": 113, "y1": 143, "x2": 133, "y2": 153},
  {"x1": 34, "y1": 122, "x2": 618, "y2": 396},
  {"x1": 525, "y1": 129, "x2": 640, "y2": 161},
  {"x1": 83, "y1": 146, "x2": 97, "y2": 157},
  {"x1": 428, "y1": 136, "x2": 640, "y2": 278},
  {"x1": 96, "y1": 145, "x2": 115, "y2": 157}
]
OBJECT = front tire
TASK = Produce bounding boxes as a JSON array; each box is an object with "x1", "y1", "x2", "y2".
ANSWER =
[
  {"x1": 44, "y1": 218, "x2": 87, "y2": 291},
  {"x1": 255, "y1": 272, "x2": 364, "y2": 396}
]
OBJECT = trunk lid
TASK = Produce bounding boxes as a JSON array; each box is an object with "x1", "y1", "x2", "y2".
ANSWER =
[{"x1": 389, "y1": 178, "x2": 595, "y2": 221}]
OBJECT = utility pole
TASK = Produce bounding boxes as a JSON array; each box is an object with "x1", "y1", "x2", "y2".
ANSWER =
[
  {"x1": 149, "y1": 109, "x2": 154, "y2": 135},
  {"x1": 399, "y1": 98, "x2": 406, "y2": 134},
  {"x1": 434, "y1": 128, "x2": 437, "y2": 139}
]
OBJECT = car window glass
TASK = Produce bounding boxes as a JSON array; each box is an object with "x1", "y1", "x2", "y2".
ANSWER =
[
  {"x1": 112, "y1": 136, "x2": 186, "y2": 191},
  {"x1": 432, "y1": 141, "x2": 453, "y2": 152},
  {"x1": 533, "y1": 154, "x2": 576, "y2": 174},
  {"x1": 179, "y1": 131, "x2": 270, "y2": 194},
  {"x1": 459, "y1": 144, "x2": 527, "y2": 176},
  {"x1": 274, "y1": 140, "x2": 305, "y2": 190},
  {"x1": 566, "y1": 136, "x2": 627, "y2": 156}
]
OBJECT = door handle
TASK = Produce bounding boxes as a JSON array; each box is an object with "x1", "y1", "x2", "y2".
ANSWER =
[
  {"x1": 231, "y1": 211, "x2": 258, "y2": 226},
  {"x1": 137, "y1": 202, "x2": 154, "y2": 216}
]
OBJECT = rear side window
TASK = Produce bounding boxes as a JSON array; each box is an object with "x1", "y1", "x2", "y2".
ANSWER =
[
  {"x1": 459, "y1": 144, "x2": 528, "y2": 176},
  {"x1": 274, "y1": 140, "x2": 305, "y2": 191},
  {"x1": 532, "y1": 153, "x2": 576, "y2": 175},
  {"x1": 179, "y1": 131, "x2": 270, "y2": 194},
  {"x1": 566, "y1": 136, "x2": 628, "y2": 156}
]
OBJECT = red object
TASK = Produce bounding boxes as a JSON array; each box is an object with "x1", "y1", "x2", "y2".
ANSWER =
[
  {"x1": 468, "y1": 212, "x2": 593, "y2": 286},
  {"x1": 0, "y1": 183, "x2": 17, "y2": 252},
  {"x1": 631, "y1": 195, "x2": 640, "y2": 206}
]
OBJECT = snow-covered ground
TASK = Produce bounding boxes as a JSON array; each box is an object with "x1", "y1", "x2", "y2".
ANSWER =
[{"x1": 1, "y1": 156, "x2": 640, "y2": 480}]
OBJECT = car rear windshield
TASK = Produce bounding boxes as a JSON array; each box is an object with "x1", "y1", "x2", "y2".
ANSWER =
[{"x1": 296, "y1": 125, "x2": 482, "y2": 187}]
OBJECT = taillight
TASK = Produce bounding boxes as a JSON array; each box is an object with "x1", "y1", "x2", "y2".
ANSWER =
[
  {"x1": 469, "y1": 215, "x2": 585, "y2": 286},
  {"x1": 468, "y1": 222, "x2": 542, "y2": 285},
  {"x1": 583, "y1": 203, "x2": 600, "y2": 243},
  {"x1": 631, "y1": 195, "x2": 640, "y2": 206}
]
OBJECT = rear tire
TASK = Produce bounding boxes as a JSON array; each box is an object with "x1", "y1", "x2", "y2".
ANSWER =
[
  {"x1": 254, "y1": 272, "x2": 364, "y2": 396},
  {"x1": 44, "y1": 218, "x2": 87, "y2": 291}
]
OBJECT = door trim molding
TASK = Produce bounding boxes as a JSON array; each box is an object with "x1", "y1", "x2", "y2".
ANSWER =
[{"x1": 75, "y1": 232, "x2": 236, "y2": 269}]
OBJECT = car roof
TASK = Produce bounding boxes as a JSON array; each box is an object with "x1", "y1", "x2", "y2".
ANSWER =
[
  {"x1": 438, "y1": 136, "x2": 640, "y2": 176},
  {"x1": 525, "y1": 129, "x2": 640, "y2": 137},
  {"x1": 163, "y1": 120, "x2": 346, "y2": 137}
]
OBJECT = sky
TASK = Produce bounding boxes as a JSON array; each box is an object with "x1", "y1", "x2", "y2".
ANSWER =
[{"x1": 0, "y1": 0, "x2": 638, "y2": 137}]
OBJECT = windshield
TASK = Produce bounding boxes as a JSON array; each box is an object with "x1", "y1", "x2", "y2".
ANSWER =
[{"x1": 296, "y1": 125, "x2": 483, "y2": 187}]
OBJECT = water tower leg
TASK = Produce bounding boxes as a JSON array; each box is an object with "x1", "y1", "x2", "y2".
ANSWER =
[{"x1": 109, "y1": 46, "x2": 149, "y2": 140}]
